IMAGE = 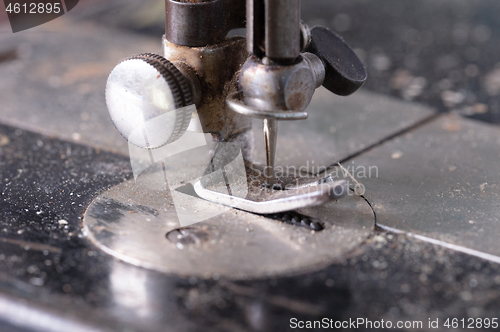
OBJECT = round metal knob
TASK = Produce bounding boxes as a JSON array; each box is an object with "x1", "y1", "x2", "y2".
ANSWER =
[
  {"x1": 105, "y1": 53, "x2": 194, "y2": 149},
  {"x1": 306, "y1": 26, "x2": 367, "y2": 96}
]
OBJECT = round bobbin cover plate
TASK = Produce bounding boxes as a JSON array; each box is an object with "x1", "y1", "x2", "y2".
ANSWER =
[{"x1": 82, "y1": 170, "x2": 374, "y2": 279}]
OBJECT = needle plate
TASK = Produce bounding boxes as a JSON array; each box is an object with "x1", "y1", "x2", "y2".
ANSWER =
[{"x1": 83, "y1": 170, "x2": 374, "y2": 279}]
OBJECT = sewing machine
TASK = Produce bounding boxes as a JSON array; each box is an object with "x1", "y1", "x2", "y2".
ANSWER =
[
  {"x1": 81, "y1": 0, "x2": 372, "y2": 281},
  {"x1": 104, "y1": 0, "x2": 366, "y2": 208}
]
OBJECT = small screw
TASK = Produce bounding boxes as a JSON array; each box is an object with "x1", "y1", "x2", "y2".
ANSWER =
[{"x1": 166, "y1": 228, "x2": 210, "y2": 246}]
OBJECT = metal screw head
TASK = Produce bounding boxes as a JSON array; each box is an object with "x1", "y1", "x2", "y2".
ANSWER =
[
  {"x1": 166, "y1": 228, "x2": 210, "y2": 247},
  {"x1": 105, "y1": 53, "x2": 194, "y2": 149}
]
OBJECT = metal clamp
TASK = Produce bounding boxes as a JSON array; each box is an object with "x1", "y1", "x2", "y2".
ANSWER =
[{"x1": 226, "y1": 92, "x2": 308, "y2": 120}]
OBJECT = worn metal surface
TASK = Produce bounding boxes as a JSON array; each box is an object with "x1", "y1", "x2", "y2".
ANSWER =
[
  {"x1": 83, "y1": 169, "x2": 373, "y2": 279},
  {"x1": 0, "y1": 18, "x2": 162, "y2": 156},
  {"x1": 2, "y1": 121, "x2": 500, "y2": 332},
  {"x1": 264, "y1": 0, "x2": 301, "y2": 61},
  {"x1": 163, "y1": 36, "x2": 251, "y2": 144},
  {"x1": 165, "y1": 0, "x2": 245, "y2": 47},
  {"x1": 252, "y1": 87, "x2": 436, "y2": 171},
  {"x1": 351, "y1": 114, "x2": 500, "y2": 262}
]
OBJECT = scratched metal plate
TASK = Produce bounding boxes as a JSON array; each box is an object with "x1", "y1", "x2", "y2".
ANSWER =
[
  {"x1": 83, "y1": 168, "x2": 374, "y2": 279},
  {"x1": 350, "y1": 114, "x2": 500, "y2": 262},
  {"x1": 252, "y1": 87, "x2": 436, "y2": 171}
]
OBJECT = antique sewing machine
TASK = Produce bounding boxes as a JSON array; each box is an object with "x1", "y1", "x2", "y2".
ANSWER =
[
  {"x1": 105, "y1": 0, "x2": 366, "y2": 206},
  {"x1": 1, "y1": 0, "x2": 500, "y2": 331},
  {"x1": 86, "y1": 0, "x2": 369, "y2": 276},
  {"x1": 104, "y1": 0, "x2": 367, "y2": 213}
]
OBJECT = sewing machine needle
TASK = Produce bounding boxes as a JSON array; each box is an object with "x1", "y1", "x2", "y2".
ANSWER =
[{"x1": 263, "y1": 118, "x2": 278, "y2": 187}]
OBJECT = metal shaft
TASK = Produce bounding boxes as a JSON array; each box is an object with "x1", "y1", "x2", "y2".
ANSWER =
[
  {"x1": 264, "y1": 0, "x2": 301, "y2": 61},
  {"x1": 247, "y1": 0, "x2": 301, "y2": 61},
  {"x1": 263, "y1": 118, "x2": 278, "y2": 187}
]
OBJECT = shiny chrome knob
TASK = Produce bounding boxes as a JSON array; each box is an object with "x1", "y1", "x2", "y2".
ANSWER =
[{"x1": 105, "y1": 53, "x2": 194, "y2": 149}]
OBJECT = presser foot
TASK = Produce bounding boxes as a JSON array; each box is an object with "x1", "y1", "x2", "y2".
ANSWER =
[{"x1": 194, "y1": 163, "x2": 349, "y2": 215}]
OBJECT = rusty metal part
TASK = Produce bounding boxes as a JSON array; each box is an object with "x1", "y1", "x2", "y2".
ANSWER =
[
  {"x1": 306, "y1": 26, "x2": 367, "y2": 96},
  {"x1": 351, "y1": 114, "x2": 500, "y2": 264},
  {"x1": 163, "y1": 36, "x2": 252, "y2": 155},
  {"x1": 165, "y1": 0, "x2": 246, "y2": 47}
]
